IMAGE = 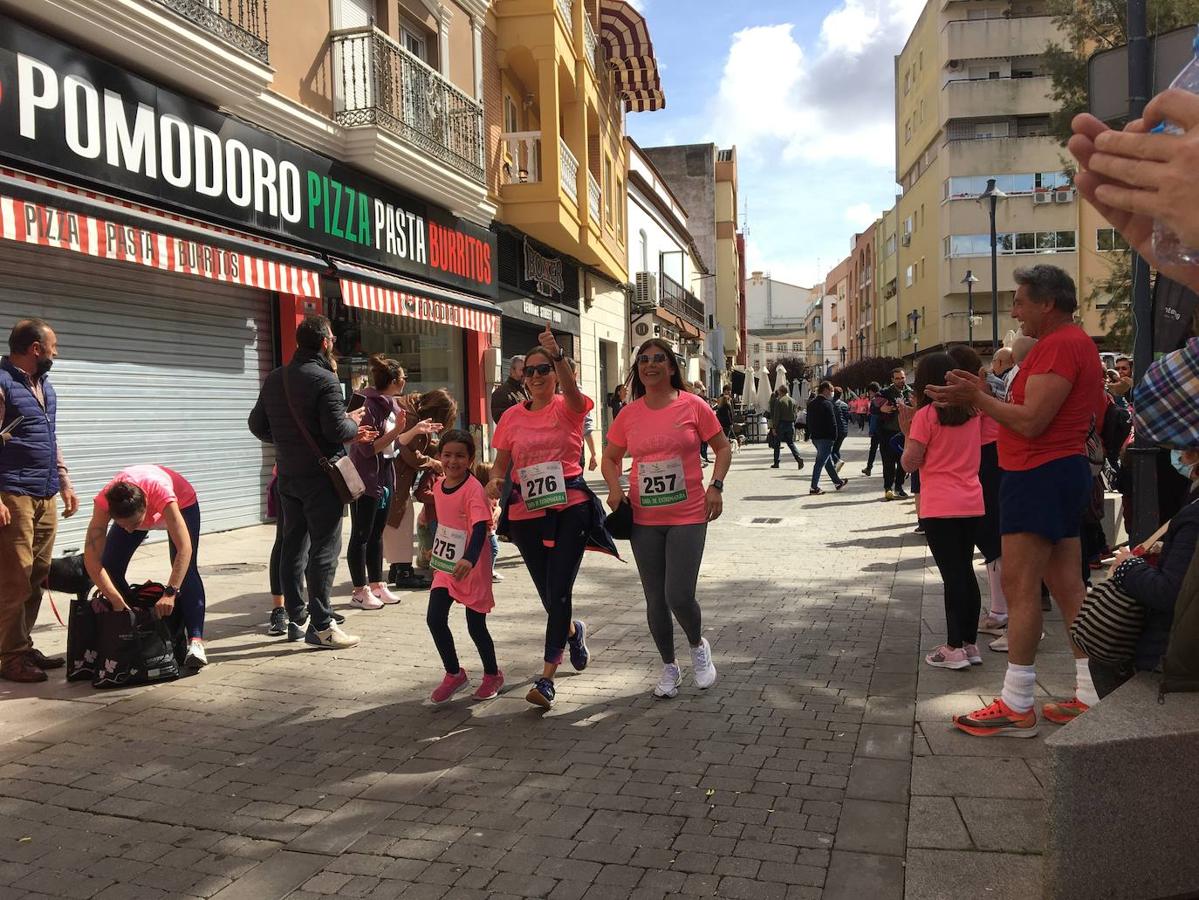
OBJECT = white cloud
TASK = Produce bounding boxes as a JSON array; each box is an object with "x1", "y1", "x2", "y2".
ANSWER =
[{"x1": 844, "y1": 202, "x2": 878, "y2": 230}]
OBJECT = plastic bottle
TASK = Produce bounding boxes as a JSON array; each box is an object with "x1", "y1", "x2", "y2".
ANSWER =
[{"x1": 1151, "y1": 26, "x2": 1199, "y2": 265}]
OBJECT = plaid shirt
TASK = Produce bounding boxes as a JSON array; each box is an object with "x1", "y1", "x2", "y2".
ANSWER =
[{"x1": 1133, "y1": 337, "x2": 1199, "y2": 449}]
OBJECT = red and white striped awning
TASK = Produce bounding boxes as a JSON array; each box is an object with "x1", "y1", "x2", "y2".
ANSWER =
[
  {"x1": 337, "y1": 264, "x2": 500, "y2": 337},
  {"x1": 0, "y1": 167, "x2": 323, "y2": 297},
  {"x1": 599, "y1": 0, "x2": 665, "y2": 113}
]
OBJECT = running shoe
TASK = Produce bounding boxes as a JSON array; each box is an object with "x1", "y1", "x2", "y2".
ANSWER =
[
  {"x1": 835, "y1": 478, "x2": 849, "y2": 491},
  {"x1": 691, "y1": 638, "x2": 717, "y2": 689},
  {"x1": 331, "y1": 612, "x2": 347, "y2": 625},
  {"x1": 796, "y1": 458, "x2": 805, "y2": 471},
  {"x1": 862, "y1": 468, "x2": 872, "y2": 476},
  {"x1": 654, "y1": 663, "x2": 682, "y2": 699},
  {"x1": 835, "y1": 460, "x2": 846, "y2": 473},
  {"x1": 268, "y1": 607, "x2": 289, "y2": 636},
  {"x1": 526, "y1": 677, "x2": 555, "y2": 709},
  {"x1": 978, "y1": 614, "x2": 1008, "y2": 636},
  {"x1": 884, "y1": 490, "x2": 895, "y2": 502},
  {"x1": 964, "y1": 643, "x2": 982, "y2": 665},
  {"x1": 184, "y1": 641, "x2": 208, "y2": 669},
  {"x1": 287, "y1": 616, "x2": 309, "y2": 642},
  {"x1": 809, "y1": 488, "x2": 825, "y2": 495},
  {"x1": 492, "y1": 572, "x2": 505, "y2": 583},
  {"x1": 895, "y1": 488, "x2": 909, "y2": 499},
  {"x1": 372, "y1": 585, "x2": 402, "y2": 606},
  {"x1": 473, "y1": 671, "x2": 505, "y2": 701},
  {"x1": 953, "y1": 698, "x2": 1038, "y2": 738},
  {"x1": 431, "y1": 669, "x2": 469, "y2": 704},
  {"x1": 568, "y1": 620, "x2": 590, "y2": 671},
  {"x1": 913, "y1": 525, "x2": 925, "y2": 535},
  {"x1": 925, "y1": 645, "x2": 970, "y2": 670},
  {"x1": 351, "y1": 587, "x2": 384, "y2": 610},
  {"x1": 304, "y1": 623, "x2": 360, "y2": 651},
  {"x1": 1042, "y1": 697, "x2": 1089, "y2": 725},
  {"x1": 770, "y1": 463, "x2": 780, "y2": 469},
  {"x1": 988, "y1": 631, "x2": 1044, "y2": 653}
]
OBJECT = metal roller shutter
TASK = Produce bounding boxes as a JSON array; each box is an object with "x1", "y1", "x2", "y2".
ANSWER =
[{"x1": 0, "y1": 242, "x2": 274, "y2": 554}]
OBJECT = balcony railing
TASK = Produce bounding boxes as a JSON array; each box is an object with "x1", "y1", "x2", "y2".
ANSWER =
[
  {"x1": 587, "y1": 171, "x2": 601, "y2": 224},
  {"x1": 557, "y1": 0, "x2": 574, "y2": 32},
  {"x1": 155, "y1": 0, "x2": 269, "y2": 62},
  {"x1": 560, "y1": 141, "x2": 580, "y2": 203},
  {"x1": 659, "y1": 273, "x2": 705, "y2": 328},
  {"x1": 583, "y1": 14, "x2": 598, "y2": 71},
  {"x1": 501, "y1": 131, "x2": 542, "y2": 184},
  {"x1": 332, "y1": 27, "x2": 484, "y2": 184}
]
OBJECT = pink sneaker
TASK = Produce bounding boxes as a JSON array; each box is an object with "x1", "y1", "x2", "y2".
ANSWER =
[
  {"x1": 473, "y1": 671, "x2": 505, "y2": 700},
  {"x1": 371, "y1": 584, "x2": 402, "y2": 606},
  {"x1": 925, "y1": 645, "x2": 971, "y2": 670},
  {"x1": 964, "y1": 643, "x2": 982, "y2": 665},
  {"x1": 431, "y1": 670, "x2": 469, "y2": 704},
  {"x1": 350, "y1": 587, "x2": 384, "y2": 610}
]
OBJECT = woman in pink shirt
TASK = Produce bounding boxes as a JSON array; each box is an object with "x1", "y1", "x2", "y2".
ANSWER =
[
  {"x1": 83, "y1": 465, "x2": 207, "y2": 669},
  {"x1": 601, "y1": 339, "x2": 731, "y2": 699},
  {"x1": 901, "y1": 353, "x2": 984, "y2": 671},
  {"x1": 487, "y1": 324, "x2": 593, "y2": 709}
]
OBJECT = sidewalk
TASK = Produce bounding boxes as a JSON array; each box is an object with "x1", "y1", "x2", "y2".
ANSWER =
[{"x1": 0, "y1": 436, "x2": 1073, "y2": 899}]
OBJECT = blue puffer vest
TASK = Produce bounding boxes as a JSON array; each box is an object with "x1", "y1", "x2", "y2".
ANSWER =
[{"x1": 0, "y1": 358, "x2": 61, "y2": 498}]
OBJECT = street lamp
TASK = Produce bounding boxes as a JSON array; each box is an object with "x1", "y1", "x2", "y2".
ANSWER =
[
  {"x1": 961, "y1": 270, "x2": 979, "y2": 347},
  {"x1": 978, "y1": 178, "x2": 1006, "y2": 352},
  {"x1": 908, "y1": 308, "x2": 921, "y2": 361}
]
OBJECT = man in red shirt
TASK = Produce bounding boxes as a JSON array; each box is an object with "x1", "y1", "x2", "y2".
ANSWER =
[{"x1": 926, "y1": 265, "x2": 1106, "y2": 737}]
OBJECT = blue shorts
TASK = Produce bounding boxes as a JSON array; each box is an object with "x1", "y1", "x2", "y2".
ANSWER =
[{"x1": 1000, "y1": 455, "x2": 1092, "y2": 543}]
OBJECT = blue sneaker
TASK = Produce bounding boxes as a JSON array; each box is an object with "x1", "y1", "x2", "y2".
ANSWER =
[
  {"x1": 568, "y1": 620, "x2": 590, "y2": 671},
  {"x1": 526, "y1": 677, "x2": 555, "y2": 709}
]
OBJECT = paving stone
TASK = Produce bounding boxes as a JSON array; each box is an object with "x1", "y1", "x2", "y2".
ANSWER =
[
  {"x1": 845, "y1": 757, "x2": 910, "y2": 803},
  {"x1": 833, "y1": 799, "x2": 907, "y2": 856},
  {"x1": 911, "y1": 755, "x2": 1043, "y2": 799},
  {"x1": 957, "y1": 797, "x2": 1046, "y2": 853},
  {"x1": 905, "y1": 848, "x2": 1042, "y2": 899},
  {"x1": 822, "y1": 851, "x2": 902, "y2": 900}
]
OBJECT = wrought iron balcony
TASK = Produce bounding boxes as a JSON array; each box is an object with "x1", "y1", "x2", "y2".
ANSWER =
[
  {"x1": 332, "y1": 27, "x2": 484, "y2": 184},
  {"x1": 659, "y1": 272, "x2": 705, "y2": 328},
  {"x1": 155, "y1": 0, "x2": 269, "y2": 62}
]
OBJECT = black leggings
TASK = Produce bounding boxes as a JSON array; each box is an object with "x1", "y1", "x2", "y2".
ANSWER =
[
  {"x1": 348, "y1": 490, "x2": 392, "y2": 586},
  {"x1": 508, "y1": 502, "x2": 591, "y2": 666},
  {"x1": 880, "y1": 432, "x2": 905, "y2": 491},
  {"x1": 426, "y1": 588, "x2": 497, "y2": 675},
  {"x1": 269, "y1": 482, "x2": 284, "y2": 596},
  {"x1": 922, "y1": 516, "x2": 981, "y2": 648},
  {"x1": 976, "y1": 442, "x2": 1002, "y2": 564}
]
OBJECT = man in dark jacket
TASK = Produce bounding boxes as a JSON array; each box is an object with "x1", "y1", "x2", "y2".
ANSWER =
[
  {"x1": 490, "y1": 355, "x2": 527, "y2": 425},
  {"x1": 806, "y1": 382, "x2": 848, "y2": 495},
  {"x1": 0, "y1": 319, "x2": 78, "y2": 682},
  {"x1": 249, "y1": 316, "x2": 370, "y2": 651},
  {"x1": 877, "y1": 367, "x2": 912, "y2": 500}
]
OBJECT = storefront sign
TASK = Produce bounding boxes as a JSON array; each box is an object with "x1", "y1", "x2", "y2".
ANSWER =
[
  {"x1": 522, "y1": 300, "x2": 564, "y2": 324},
  {"x1": 0, "y1": 13, "x2": 497, "y2": 298},
  {"x1": 523, "y1": 238, "x2": 564, "y2": 297}
]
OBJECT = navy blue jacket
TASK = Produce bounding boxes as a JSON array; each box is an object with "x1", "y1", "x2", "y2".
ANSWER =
[{"x1": 0, "y1": 357, "x2": 61, "y2": 498}]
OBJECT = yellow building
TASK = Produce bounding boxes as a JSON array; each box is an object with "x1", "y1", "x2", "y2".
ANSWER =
[
  {"x1": 894, "y1": 0, "x2": 1107, "y2": 360},
  {"x1": 874, "y1": 204, "x2": 901, "y2": 358},
  {"x1": 715, "y1": 148, "x2": 742, "y2": 366}
]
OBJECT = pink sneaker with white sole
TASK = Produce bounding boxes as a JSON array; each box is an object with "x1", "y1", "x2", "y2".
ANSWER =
[
  {"x1": 473, "y1": 671, "x2": 505, "y2": 700},
  {"x1": 431, "y1": 670, "x2": 469, "y2": 704}
]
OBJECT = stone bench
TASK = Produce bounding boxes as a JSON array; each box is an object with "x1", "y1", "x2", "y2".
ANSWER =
[{"x1": 1044, "y1": 672, "x2": 1199, "y2": 900}]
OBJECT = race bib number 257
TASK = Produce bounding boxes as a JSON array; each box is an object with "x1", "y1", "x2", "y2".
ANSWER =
[{"x1": 639, "y1": 458, "x2": 687, "y2": 507}]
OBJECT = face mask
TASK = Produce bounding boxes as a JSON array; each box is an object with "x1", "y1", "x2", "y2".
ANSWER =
[{"x1": 1171, "y1": 450, "x2": 1196, "y2": 479}]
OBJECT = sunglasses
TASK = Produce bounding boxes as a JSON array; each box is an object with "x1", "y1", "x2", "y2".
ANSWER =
[
  {"x1": 637, "y1": 353, "x2": 668, "y2": 365},
  {"x1": 525, "y1": 363, "x2": 555, "y2": 377}
]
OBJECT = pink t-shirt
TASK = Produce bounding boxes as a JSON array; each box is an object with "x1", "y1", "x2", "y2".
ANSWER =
[
  {"x1": 94, "y1": 465, "x2": 198, "y2": 530},
  {"x1": 431, "y1": 476, "x2": 494, "y2": 613},
  {"x1": 607, "y1": 391, "x2": 723, "y2": 526},
  {"x1": 908, "y1": 406, "x2": 983, "y2": 519},
  {"x1": 492, "y1": 393, "x2": 594, "y2": 521}
]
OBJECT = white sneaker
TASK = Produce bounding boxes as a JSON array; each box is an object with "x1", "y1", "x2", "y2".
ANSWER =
[
  {"x1": 305, "y1": 623, "x2": 360, "y2": 650},
  {"x1": 690, "y1": 638, "x2": 717, "y2": 689},
  {"x1": 988, "y1": 631, "x2": 1045, "y2": 652},
  {"x1": 351, "y1": 587, "x2": 384, "y2": 610},
  {"x1": 492, "y1": 572, "x2": 504, "y2": 583},
  {"x1": 184, "y1": 641, "x2": 207, "y2": 668},
  {"x1": 978, "y1": 613, "x2": 1008, "y2": 636},
  {"x1": 654, "y1": 663, "x2": 682, "y2": 699},
  {"x1": 371, "y1": 585, "x2": 401, "y2": 606}
]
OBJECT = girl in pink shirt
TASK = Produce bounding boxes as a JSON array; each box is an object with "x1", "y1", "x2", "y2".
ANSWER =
[
  {"x1": 602, "y1": 339, "x2": 731, "y2": 699},
  {"x1": 902, "y1": 353, "x2": 984, "y2": 671},
  {"x1": 426, "y1": 430, "x2": 504, "y2": 704},
  {"x1": 486, "y1": 324, "x2": 593, "y2": 710}
]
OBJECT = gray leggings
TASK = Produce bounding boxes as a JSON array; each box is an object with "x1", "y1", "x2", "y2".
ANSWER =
[{"x1": 630, "y1": 522, "x2": 707, "y2": 664}]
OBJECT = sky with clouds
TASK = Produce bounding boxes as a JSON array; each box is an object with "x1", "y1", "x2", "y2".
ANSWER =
[{"x1": 626, "y1": 0, "x2": 927, "y2": 289}]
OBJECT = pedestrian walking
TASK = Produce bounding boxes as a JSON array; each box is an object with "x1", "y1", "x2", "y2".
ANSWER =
[
  {"x1": 901, "y1": 355, "x2": 984, "y2": 670},
  {"x1": 862, "y1": 382, "x2": 882, "y2": 475},
  {"x1": 806, "y1": 382, "x2": 848, "y2": 495},
  {"x1": 0, "y1": 318, "x2": 78, "y2": 683},
  {"x1": 487, "y1": 324, "x2": 595, "y2": 709},
  {"x1": 602, "y1": 338, "x2": 728, "y2": 698},
  {"x1": 831, "y1": 389, "x2": 851, "y2": 471},
  {"x1": 768, "y1": 385, "x2": 804, "y2": 471},
  {"x1": 877, "y1": 368, "x2": 912, "y2": 500},
  {"x1": 927, "y1": 266, "x2": 1106, "y2": 736},
  {"x1": 425, "y1": 430, "x2": 504, "y2": 704},
  {"x1": 83, "y1": 465, "x2": 208, "y2": 668},
  {"x1": 248, "y1": 315, "x2": 374, "y2": 651},
  {"x1": 265, "y1": 468, "x2": 288, "y2": 636}
]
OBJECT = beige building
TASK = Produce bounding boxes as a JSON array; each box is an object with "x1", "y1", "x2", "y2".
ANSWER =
[
  {"x1": 894, "y1": 0, "x2": 1106, "y2": 360},
  {"x1": 715, "y1": 148, "x2": 742, "y2": 367},
  {"x1": 874, "y1": 204, "x2": 902, "y2": 357}
]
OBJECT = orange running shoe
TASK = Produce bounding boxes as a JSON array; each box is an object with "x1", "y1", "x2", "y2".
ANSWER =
[
  {"x1": 1042, "y1": 697, "x2": 1089, "y2": 725},
  {"x1": 953, "y1": 697, "x2": 1039, "y2": 738}
]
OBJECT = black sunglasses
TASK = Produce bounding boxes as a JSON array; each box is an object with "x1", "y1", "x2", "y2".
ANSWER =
[
  {"x1": 525, "y1": 363, "x2": 555, "y2": 377},
  {"x1": 637, "y1": 352, "x2": 668, "y2": 365}
]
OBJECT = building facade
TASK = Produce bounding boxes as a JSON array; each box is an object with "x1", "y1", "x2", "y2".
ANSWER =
[
  {"x1": 847, "y1": 229, "x2": 877, "y2": 361},
  {"x1": 745, "y1": 272, "x2": 816, "y2": 332},
  {"x1": 875, "y1": 204, "x2": 901, "y2": 357},
  {"x1": 822, "y1": 257, "x2": 850, "y2": 370},
  {"x1": 0, "y1": 0, "x2": 502, "y2": 549}
]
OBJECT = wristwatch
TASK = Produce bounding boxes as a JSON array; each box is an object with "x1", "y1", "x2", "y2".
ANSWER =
[
  {"x1": 710, "y1": 479, "x2": 724, "y2": 492},
  {"x1": 163, "y1": 585, "x2": 178, "y2": 598}
]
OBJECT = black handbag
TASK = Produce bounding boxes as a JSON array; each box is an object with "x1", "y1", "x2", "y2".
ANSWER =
[
  {"x1": 66, "y1": 594, "x2": 100, "y2": 682},
  {"x1": 91, "y1": 583, "x2": 187, "y2": 689}
]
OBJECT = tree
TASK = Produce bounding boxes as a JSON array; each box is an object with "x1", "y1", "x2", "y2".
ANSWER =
[
  {"x1": 829, "y1": 357, "x2": 907, "y2": 391},
  {"x1": 768, "y1": 356, "x2": 817, "y2": 386}
]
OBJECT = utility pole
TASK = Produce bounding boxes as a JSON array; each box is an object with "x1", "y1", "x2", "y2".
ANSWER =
[{"x1": 1127, "y1": 0, "x2": 1158, "y2": 543}]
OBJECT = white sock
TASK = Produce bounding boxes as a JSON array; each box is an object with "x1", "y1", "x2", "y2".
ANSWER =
[
  {"x1": 1001, "y1": 663, "x2": 1037, "y2": 713},
  {"x1": 1075, "y1": 658, "x2": 1099, "y2": 706},
  {"x1": 987, "y1": 560, "x2": 1008, "y2": 618}
]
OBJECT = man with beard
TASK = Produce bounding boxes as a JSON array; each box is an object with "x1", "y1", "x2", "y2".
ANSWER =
[
  {"x1": 0, "y1": 319, "x2": 79, "y2": 682},
  {"x1": 249, "y1": 316, "x2": 375, "y2": 650}
]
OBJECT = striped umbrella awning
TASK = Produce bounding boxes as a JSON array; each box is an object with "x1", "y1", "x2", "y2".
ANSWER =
[{"x1": 599, "y1": 0, "x2": 665, "y2": 113}]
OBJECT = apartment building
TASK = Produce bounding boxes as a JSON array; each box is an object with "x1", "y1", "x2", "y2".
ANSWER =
[
  {"x1": 847, "y1": 228, "x2": 877, "y2": 361},
  {"x1": 822, "y1": 256, "x2": 850, "y2": 369},
  {"x1": 875, "y1": 204, "x2": 902, "y2": 357},
  {"x1": 804, "y1": 297, "x2": 825, "y2": 372},
  {"x1": 0, "y1": 0, "x2": 501, "y2": 546},
  {"x1": 894, "y1": 0, "x2": 1105, "y2": 361},
  {"x1": 745, "y1": 272, "x2": 816, "y2": 332}
]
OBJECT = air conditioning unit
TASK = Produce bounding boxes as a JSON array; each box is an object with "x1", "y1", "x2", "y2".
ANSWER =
[
  {"x1": 634, "y1": 271, "x2": 657, "y2": 307},
  {"x1": 1033, "y1": 192, "x2": 1053, "y2": 205},
  {"x1": 901, "y1": 233, "x2": 912, "y2": 246},
  {"x1": 1054, "y1": 189, "x2": 1075, "y2": 203}
]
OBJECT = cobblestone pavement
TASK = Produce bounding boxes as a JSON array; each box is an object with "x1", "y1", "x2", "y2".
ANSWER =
[{"x1": 0, "y1": 436, "x2": 1074, "y2": 899}]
